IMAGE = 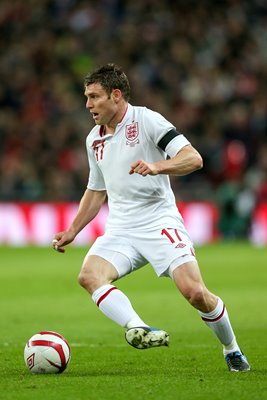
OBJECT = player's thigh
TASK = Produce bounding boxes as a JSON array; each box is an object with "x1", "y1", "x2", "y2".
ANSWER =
[
  {"x1": 172, "y1": 260, "x2": 217, "y2": 311},
  {"x1": 172, "y1": 260, "x2": 205, "y2": 295},
  {"x1": 84, "y1": 231, "x2": 147, "y2": 279}
]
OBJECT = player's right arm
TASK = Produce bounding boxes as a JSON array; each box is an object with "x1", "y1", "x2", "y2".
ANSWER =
[{"x1": 52, "y1": 188, "x2": 106, "y2": 253}]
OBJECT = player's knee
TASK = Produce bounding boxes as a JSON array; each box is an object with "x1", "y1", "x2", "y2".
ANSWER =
[
  {"x1": 77, "y1": 268, "x2": 89, "y2": 289},
  {"x1": 77, "y1": 268, "x2": 99, "y2": 294}
]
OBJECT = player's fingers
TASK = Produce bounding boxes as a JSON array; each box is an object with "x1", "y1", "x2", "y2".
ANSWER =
[
  {"x1": 134, "y1": 163, "x2": 144, "y2": 173},
  {"x1": 52, "y1": 239, "x2": 65, "y2": 253},
  {"x1": 130, "y1": 160, "x2": 143, "y2": 172},
  {"x1": 141, "y1": 169, "x2": 149, "y2": 176},
  {"x1": 136, "y1": 164, "x2": 149, "y2": 175},
  {"x1": 130, "y1": 160, "x2": 140, "y2": 168},
  {"x1": 129, "y1": 165, "x2": 149, "y2": 176}
]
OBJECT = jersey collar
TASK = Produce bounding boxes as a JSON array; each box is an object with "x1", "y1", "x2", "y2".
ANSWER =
[{"x1": 117, "y1": 103, "x2": 133, "y2": 127}]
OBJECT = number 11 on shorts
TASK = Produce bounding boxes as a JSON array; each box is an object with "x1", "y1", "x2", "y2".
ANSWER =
[{"x1": 161, "y1": 228, "x2": 182, "y2": 243}]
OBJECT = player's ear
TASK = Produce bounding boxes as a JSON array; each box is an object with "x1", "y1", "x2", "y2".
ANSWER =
[{"x1": 111, "y1": 89, "x2": 122, "y2": 103}]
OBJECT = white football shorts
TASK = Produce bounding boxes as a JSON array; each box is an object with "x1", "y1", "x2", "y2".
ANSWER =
[{"x1": 85, "y1": 222, "x2": 196, "y2": 279}]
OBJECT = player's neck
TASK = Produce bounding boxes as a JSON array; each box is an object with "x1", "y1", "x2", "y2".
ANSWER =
[{"x1": 105, "y1": 102, "x2": 128, "y2": 134}]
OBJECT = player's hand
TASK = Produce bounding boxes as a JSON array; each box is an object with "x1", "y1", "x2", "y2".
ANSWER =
[
  {"x1": 129, "y1": 160, "x2": 158, "y2": 176},
  {"x1": 52, "y1": 231, "x2": 75, "y2": 253}
]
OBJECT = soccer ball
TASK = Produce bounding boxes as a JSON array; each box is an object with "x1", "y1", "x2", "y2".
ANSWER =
[{"x1": 24, "y1": 331, "x2": 70, "y2": 374}]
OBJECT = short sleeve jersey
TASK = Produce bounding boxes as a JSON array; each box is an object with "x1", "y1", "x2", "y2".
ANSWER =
[{"x1": 86, "y1": 104, "x2": 190, "y2": 230}]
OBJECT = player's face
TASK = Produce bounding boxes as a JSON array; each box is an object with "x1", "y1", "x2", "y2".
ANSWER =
[{"x1": 84, "y1": 83, "x2": 119, "y2": 127}]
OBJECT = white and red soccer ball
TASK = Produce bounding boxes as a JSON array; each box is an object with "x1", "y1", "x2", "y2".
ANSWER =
[{"x1": 24, "y1": 331, "x2": 70, "y2": 374}]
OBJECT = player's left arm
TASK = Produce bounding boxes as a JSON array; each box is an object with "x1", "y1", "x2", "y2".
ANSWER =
[{"x1": 129, "y1": 144, "x2": 203, "y2": 176}]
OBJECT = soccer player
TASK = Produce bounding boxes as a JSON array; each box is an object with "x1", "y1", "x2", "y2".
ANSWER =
[{"x1": 52, "y1": 63, "x2": 250, "y2": 372}]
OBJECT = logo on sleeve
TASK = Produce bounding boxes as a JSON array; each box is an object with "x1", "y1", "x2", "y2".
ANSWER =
[{"x1": 125, "y1": 122, "x2": 139, "y2": 146}]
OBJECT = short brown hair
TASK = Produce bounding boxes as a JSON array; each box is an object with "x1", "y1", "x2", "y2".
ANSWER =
[{"x1": 84, "y1": 63, "x2": 130, "y2": 101}]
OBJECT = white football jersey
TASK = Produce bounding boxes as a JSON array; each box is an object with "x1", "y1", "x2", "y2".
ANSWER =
[{"x1": 86, "y1": 104, "x2": 190, "y2": 230}]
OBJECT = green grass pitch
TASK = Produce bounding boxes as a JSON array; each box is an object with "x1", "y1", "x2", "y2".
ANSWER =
[{"x1": 0, "y1": 243, "x2": 266, "y2": 400}]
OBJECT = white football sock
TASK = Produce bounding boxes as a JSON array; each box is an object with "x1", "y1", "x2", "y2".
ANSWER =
[
  {"x1": 92, "y1": 284, "x2": 148, "y2": 329},
  {"x1": 198, "y1": 297, "x2": 240, "y2": 355}
]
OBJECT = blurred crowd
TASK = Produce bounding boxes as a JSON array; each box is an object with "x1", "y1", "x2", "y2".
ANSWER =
[{"x1": 0, "y1": 0, "x2": 267, "y2": 237}]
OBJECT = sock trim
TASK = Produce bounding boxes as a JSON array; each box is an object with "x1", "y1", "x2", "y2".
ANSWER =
[
  {"x1": 96, "y1": 286, "x2": 118, "y2": 307},
  {"x1": 201, "y1": 304, "x2": 225, "y2": 322}
]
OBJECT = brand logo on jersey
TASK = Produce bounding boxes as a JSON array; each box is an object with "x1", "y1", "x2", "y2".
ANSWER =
[{"x1": 125, "y1": 122, "x2": 139, "y2": 146}]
